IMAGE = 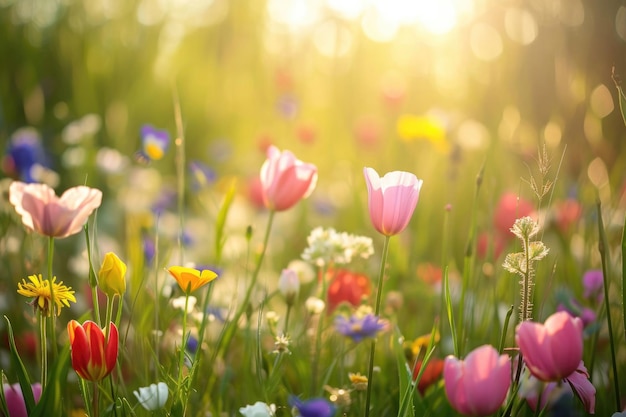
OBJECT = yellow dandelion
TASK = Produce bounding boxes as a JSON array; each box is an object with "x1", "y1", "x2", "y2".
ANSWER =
[
  {"x1": 17, "y1": 274, "x2": 76, "y2": 316},
  {"x1": 348, "y1": 372, "x2": 368, "y2": 391}
]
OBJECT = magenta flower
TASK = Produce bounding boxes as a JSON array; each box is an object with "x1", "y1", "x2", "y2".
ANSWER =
[
  {"x1": 522, "y1": 361, "x2": 595, "y2": 414},
  {"x1": 516, "y1": 311, "x2": 583, "y2": 382},
  {"x1": 9, "y1": 181, "x2": 102, "y2": 238},
  {"x1": 259, "y1": 145, "x2": 318, "y2": 211},
  {"x1": 443, "y1": 344, "x2": 511, "y2": 416},
  {"x1": 582, "y1": 269, "x2": 603, "y2": 301},
  {"x1": 363, "y1": 167, "x2": 422, "y2": 236},
  {"x1": 3, "y1": 383, "x2": 42, "y2": 417}
]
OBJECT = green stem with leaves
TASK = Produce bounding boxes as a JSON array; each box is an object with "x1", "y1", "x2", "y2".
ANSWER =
[
  {"x1": 207, "y1": 211, "x2": 275, "y2": 396},
  {"x1": 365, "y1": 235, "x2": 390, "y2": 417}
]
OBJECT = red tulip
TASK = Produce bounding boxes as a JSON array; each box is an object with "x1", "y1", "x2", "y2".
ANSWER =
[
  {"x1": 326, "y1": 269, "x2": 372, "y2": 314},
  {"x1": 363, "y1": 167, "x2": 423, "y2": 236},
  {"x1": 412, "y1": 358, "x2": 444, "y2": 395},
  {"x1": 9, "y1": 181, "x2": 102, "y2": 238},
  {"x1": 444, "y1": 345, "x2": 511, "y2": 416},
  {"x1": 516, "y1": 311, "x2": 583, "y2": 382},
  {"x1": 67, "y1": 320, "x2": 118, "y2": 381},
  {"x1": 259, "y1": 145, "x2": 318, "y2": 211}
]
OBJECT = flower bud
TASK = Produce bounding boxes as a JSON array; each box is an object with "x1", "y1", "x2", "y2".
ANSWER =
[
  {"x1": 278, "y1": 268, "x2": 300, "y2": 305},
  {"x1": 98, "y1": 252, "x2": 127, "y2": 298}
]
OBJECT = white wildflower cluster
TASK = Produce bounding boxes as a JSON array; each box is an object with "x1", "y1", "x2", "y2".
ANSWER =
[{"x1": 301, "y1": 227, "x2": 374, "y2": 267}]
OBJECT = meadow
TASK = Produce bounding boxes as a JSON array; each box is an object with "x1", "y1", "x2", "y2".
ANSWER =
[{"x1": 1, "y1": 0, "x2": 626, "y2": 416}]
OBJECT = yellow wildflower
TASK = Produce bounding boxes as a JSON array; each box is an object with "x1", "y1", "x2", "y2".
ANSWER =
[
  {"x1": 167, "y1": 266, "x2": 218, "y2": 294},
  {"x1": 17, "y1": 274, "x2": 76, "y2": 316}
]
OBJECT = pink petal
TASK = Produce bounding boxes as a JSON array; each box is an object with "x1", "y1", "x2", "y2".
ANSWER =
[{"x1": 566, "y1": 361, "x2": 595, "y2": 413}]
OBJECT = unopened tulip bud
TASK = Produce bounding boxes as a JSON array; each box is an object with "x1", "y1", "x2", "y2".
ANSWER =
[{"x1": 98, "y1": 252, "x2": 127, "y2": 298}]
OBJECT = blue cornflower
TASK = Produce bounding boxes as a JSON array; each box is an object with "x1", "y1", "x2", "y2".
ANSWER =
[
  {"x1": 334, "y1": 313, "x2": 387, "y2": 343},
  {"x1": 186, "y1": 335, "x2": 198, "y2": 354},
  {"x1": 135, "y1": 124, "x2": 170, "y2": 163},
  {"x1": 288, "y1": 395, "x2": 335, "y2": 417},
  {"x1": 3, "y1": 128, "x2": 49, "y2": 182}
]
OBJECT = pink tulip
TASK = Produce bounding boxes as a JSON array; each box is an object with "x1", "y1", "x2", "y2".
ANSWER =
[
  {"x1": 3, "y1": 383, "x2": 42, "y2": 417},
  {"x1": 516, "y1": 311, "x2": 583, "y2": 382},
  {"x1": 363, "y1": 167, "x2": 422, "y2": 236},
  {"x1": 444, "y1": 345, "x2": 511, "y2": 416},
  {"x1": 259, "y1": 145, "x2": 318, "y2": 211},
  {"x1": 9, "y1": 181, "x2": 102, "y2": 238}
]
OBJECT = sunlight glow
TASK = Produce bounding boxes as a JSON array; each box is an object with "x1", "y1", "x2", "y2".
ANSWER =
[{"x1": 268, "y1": 0, "x2": 474, "y2": 42}]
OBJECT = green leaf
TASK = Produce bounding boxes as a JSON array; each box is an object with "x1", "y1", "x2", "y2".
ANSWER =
[
  {"x1": 30, "y1": 344, "x2": 70, "y2": 417},
  {"x1": 214, "y1": 179, "x2": 236, "y2": 264},
  {"x1": 4, "y1": 316, "x2": 35, "y2": 414},
  {"x1": 393, "y1": 327, "x2": 415, "y2": 417}
]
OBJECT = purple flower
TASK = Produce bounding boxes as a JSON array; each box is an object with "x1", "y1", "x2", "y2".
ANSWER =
[
  {"x1": 522, "y1": 361, "x2": 595, "y2": 414},
  {"x1": 288, "y1": 395, "x2": 335, "y2": 417},
  {"x1": 151, "y1": 187, "x2": 176, "y2": 215},
  {"x1": 3, "y1": 128, "x2": 49, "y2": 182},
  {"x1": 582, "y1": 269, "x2": 603, "y2": 301},
  {"x1": 189, "y1": 161, "x2": 216, "y2": 191},
  {"x1": 3, "y1": 383, "x2": 42, "y2": 417},
  {"x1": 186, "y1": 336, "x2": 198, "y2": 354},
  {"x1": 334, "y1": 313, "x2": 386, "y2": 343},
  {"x1": 143, "y1": 235, "x2": 156, "y2": 265},
  {"x1": 136, "y1": 124, "x2": 170, "y2": 163}
]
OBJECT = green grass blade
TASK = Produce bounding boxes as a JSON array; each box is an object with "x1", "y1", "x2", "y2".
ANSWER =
[
  {"x1": 394, "y1": 326, "x2": 415, "y2": 417},
  {"x1": 215, "y1": 179, "x2": 236, "y2": 264},
  {"x1": 596, "y1": 200, "x2": 621, "y2": 411},
  {"x1": 4, "y1": 316, "x2": 35, "y2": 414},
  {"x1": 30, "y1": 344, "x2": 70, "y2": 417},
  {"x1": 622, "y1": 214, "x2": 626, "y2": 352},
  {"x1": 444, "y1": 267, "x2": 458, "y2": 357}
]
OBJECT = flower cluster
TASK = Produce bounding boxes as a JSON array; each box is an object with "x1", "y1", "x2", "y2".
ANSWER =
[{"x1": 301, "y1": 226, "x2": 374, "y2": 267}]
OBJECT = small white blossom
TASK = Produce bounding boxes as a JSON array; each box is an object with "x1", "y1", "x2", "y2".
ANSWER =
[
  {"x1": 239, "y1": 401, "x2": 275, "y2": 416},
  {"x1": 134, "y1": 382, "x2": 169, "y2": 411},
  {"x1": 287, "y1": 259, "x2": 315, "y2": 284},
  {"x1": 305, "y1": 296, "x2": 325, "y2": 314},
  {"x1": 171, "y1": 295, "x2": 197, "y2": 313}
]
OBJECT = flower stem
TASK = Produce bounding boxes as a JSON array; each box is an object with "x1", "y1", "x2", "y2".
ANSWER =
[
  {"x1": 218, "y1": 212, "x2": 274, "y2": 357},
  {"x1": 92, "y1": 381, "x2": 99, "y2": 417},
  {"x1": 46, "y1": 236, "x2": 58, "y2": 357},
  {"x1": 365, "y1": 235, "x2": 390, "y2": 417},
  {"x1": 173, "y1": 84, "x2": 186, "y2": 266},
  {"x1": 84, "y1": 225, "x2": 101, "y2": 325},
  {"x1": 177, "y1": 291, "x2": 190, "y2": 407},
  {"x1": 310, "y1": 265, "x2": 328, "y2": 395},
  {"x1": 206, "y1": 210, "x2": 275, "y2": 397},
  {"x1": 38, "y1": 311, "x2": 47, "y2": 390}
]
